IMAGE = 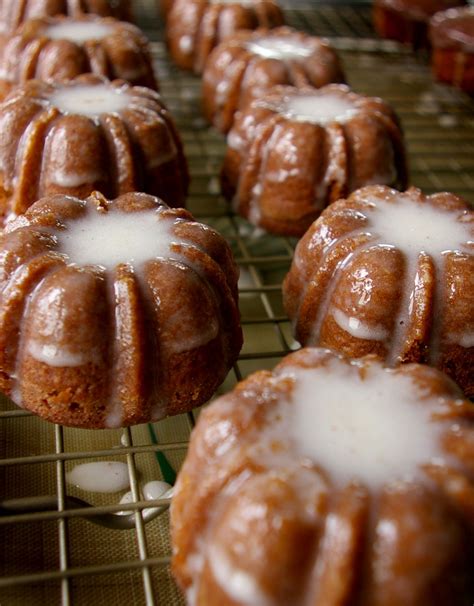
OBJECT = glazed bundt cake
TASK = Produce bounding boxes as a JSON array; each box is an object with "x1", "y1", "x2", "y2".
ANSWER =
[
  {"x1": 373, "y1": 0, "x2": 466, "y2": 49},
  {"x1": 221, "y1": 84, "x2": 407, "y2": 237},
  {"x1": 0, "y1": 191, "x2": 243, "y2": 428},
  {"x1": 0, "y1": 0, "x2": 133, "y2": 33},
  {"x1": 430, "y1": 6, "x2": 474, "y2": 95},
  {"x1": 202, "y1": 26, "x2": 345, "y2": 134},
  {"x1": 283, "y1": 185, "x2": 474, "y2": 397},
  {"x1": 0, "y1": 75, "x2": 188, "y2": 226},
  {"x1": 171, "y1": 347, "x2": 474, "y2": 605},
  {"x1": 166, "y1": 0, "x2": 285, "y2": 74},
  {"x1": 0, "y1": 15, "x2": 157, "y2": 99}
]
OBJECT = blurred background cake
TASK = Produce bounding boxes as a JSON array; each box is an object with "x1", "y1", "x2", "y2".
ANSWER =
[
  {"x1": 202, "y1": 26, "x2": 345, "y2": 133},
  {"x1": 373, "y1": 0, "x2": 466, "y2": 49},
  {"x1": 0, "y1": 75, "x2": 188, "y2": 225},
  {"x1": 430, "y1": 6, "x2": 474, "y2": 94},
  {"x1": 0, "y1": 0, "x2": 133, "y2": 33},
  {"x1": 221, "y1": 84, "x2": 407, "y2": 236},
  {"x1": 0, "y1": 15, "x2": 157, "y2": 100},
  {"x1": 166, "y1": 0, "x2": 285, "y2": 74}
]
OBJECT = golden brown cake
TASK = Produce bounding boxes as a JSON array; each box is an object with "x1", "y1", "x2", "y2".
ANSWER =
[
  {"x1": 166, "y1": 0, "x2": 285, "y2": 74},
  {"x1": 160, "y1": 0, "x2": 174, "y2": 17},
  {"x1": 0, "y1": 74, "x2": 189, "y2": 226},
  {"x1": 171, "y1": 347, "x2": 474, "y2": 605},
  {"x1": 0, "y1": 15, "x2": 157, "y2": 99},
  {"x1": 202, "y1": 26, "x2": 345, "y2": 134},
  {"x1": 0, "y1": 191, "x2": 243, "y2": 428},
  {"x1": 221, "y1": 84, "x2": 407, "y2": 237},
  {"x1": 0, "y1": 0, "x2": 133, "y2": 33},
  {"x1": 373, "y1": 0, "x2": 466, "y2": 49},
  {"x1": 430, "y1": 6, "x2": 474, "y2": 95},
  {"x1": 283, "y1": 185, "x2": 473, "y2": 397}
]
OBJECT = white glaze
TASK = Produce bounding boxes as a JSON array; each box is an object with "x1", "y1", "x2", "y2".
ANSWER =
[
  {"x1": 282, "y1": 94, "x2": 357, "y2": 125},
  {"x1": 332, "y1": 308, "x2": 389, "y2": 341},
  {"x1": 66, "y1": 461, "x2": 129, "y2": 493},
  {"x1": 143, "y1": 480, "x2": 173, "y2": 500},
  {"x1": 365, "y1": 196, "x2": 472, "y2": 258},
  {"x1": 179, "y1": 35, "x2": 193, "y2": 54},
  {"x1": 449, "y1": 332, "x2": 474, "y2": 348},
  {"x1": 246, "y1": 36, "x2": 313, "y2": 60},
  {"x1": 50, "y1": 84, "x2": 130, "y2": 117},
  {"x1": 117, "y1": 490, "x2": 136, "y2": 515},
  {"x1": 43, "y1": 21, "x2": 113, "y2": 43},
  {"x1": 117, "y1": 481, "x2": 172, "y2": 515},
  {"x1": 208, "y1": 545, "x2": 273, "y2": 606},
  {"x1": 283, "y1": 360, "x2": 443, "y2": 488},
  {"x1": 105, "y1": 406, "x2": 124, "y2": 429},
  {"x1": 27, "y1": 341, "x2": 94, "y2": 367},
  {"x1": 50, "y1": 168, "x2": 104, "y2": 188},
  {"x1": 57, "y1": 208, "x2": 178, "y2": 270}
]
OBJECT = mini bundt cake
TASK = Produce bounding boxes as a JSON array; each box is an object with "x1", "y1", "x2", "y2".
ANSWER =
[
  {"x1": 0, "y1": 191, "x2": 243, "y2": 428},
  {"x1": 166, "y1": 0, "x2": 285, "y2": 74},
  {"x1": 0, "y1": 75, "x2": 189, "y2": 226},
  {"x1": 0, "y1": 0, "x2": 133, "y2": 33},
  {"x1": 202, "y1": 26, "x2": 345, "y2": 134},
  {"x1": 0, "y1": 15, "x2": 157, "y2": 99},
  {"x1": 171, "y1": 347, "x2": 474, "y2": 605},
  {"x1": 373, "y1": 0, "x2": 466, "y2": 49},
  {"x1": 430, "y1": 6, "x2": 474, "y2": 95},
  {"x1": 283, "y1": 185, "x2": 473, "y2": 397},
  {"x1": 221, "y1": 84, "x2": 407, "y2": 237}
]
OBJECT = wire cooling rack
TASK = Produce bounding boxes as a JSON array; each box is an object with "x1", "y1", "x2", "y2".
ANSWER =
[{"x1": 1, "y1": 2, "x2": 474, "y2": 605}]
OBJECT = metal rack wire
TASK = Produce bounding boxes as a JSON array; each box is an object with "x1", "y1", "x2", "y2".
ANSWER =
[{"x1": 1, "y1": 2, "x2": 474, "y2": 605}]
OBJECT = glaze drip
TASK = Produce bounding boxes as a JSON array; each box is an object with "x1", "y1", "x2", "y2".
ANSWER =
[
  {"x1": 246, "y1": 36, "x2": 313, "y2": 60},
  {"x1": 281, "y1": 94, "x2": 357, "y2": 125},
  {"x1": 57, "y1": 207, "x2": 180, "y2": 270},
  {"x1": 43, "y1": 22, "x2": 113, "y2": 42},
  {"x1": 50, "y1": 84, "x2": 130, "y2": 117},
  {"x1": 281, "y1": 359, "x2": 444, "y2": 488}
]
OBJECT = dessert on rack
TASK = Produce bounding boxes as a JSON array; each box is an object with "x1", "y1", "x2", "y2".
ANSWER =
[
  {"x1": 0, "y1": 75, "x2": 189, "y2": 226},
  {"x1": 0, "y1": 191, "x2": 242, "y2": 428},
  {"x1": 430, "y1": 6, "x2": 474, "y2": 94},
  {"x1": 0, "y1": 15, "x2": 157, "y2": 100},
  {"x1": 202, "y1": 26, "x2": 345, "y2": 134},
  {"x1": 221, "y1": 84, "x2": 407, "y2": 237},
  {"x1": 373, "y1": 0, "x2": 466, "y2": 49},
  {"x1": 283, "y1": 185, "x2": 473, "y2": 397},
  {"x1": 172, "y1": 347, "x2": 474, "y2": 605},
  {"x1": 0, "y1": 0, "x2": 133, "y2": 33},
  {"x1": 166, "y1": 0, "x2": 284, "y2": 74}
]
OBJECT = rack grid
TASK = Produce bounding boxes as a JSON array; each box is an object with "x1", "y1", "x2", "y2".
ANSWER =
[{"x1": 1, "y1": 2, "x2": 473, "y2": 605}]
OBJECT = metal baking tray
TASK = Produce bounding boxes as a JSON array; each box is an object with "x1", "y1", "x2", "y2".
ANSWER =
[{"x1": 1, "y1": 1, "x2": 473, "y2": 604}]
